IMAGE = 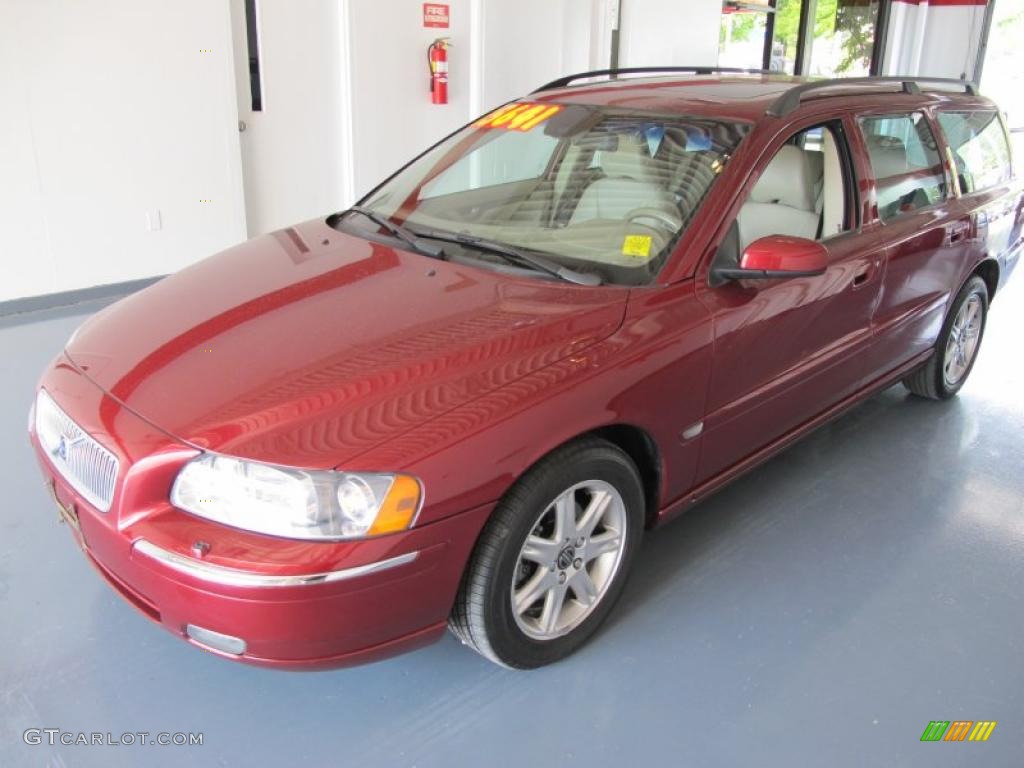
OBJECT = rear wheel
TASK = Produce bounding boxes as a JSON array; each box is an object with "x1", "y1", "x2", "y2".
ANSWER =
[
  {"x1": 450, "y1": 438, "x2": 644, "y2": 668},
  {"x1": 902, "y1": 275, "x2": 988, "y2": 400}
]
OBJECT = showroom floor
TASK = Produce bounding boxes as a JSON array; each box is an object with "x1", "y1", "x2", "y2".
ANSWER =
[{"x1": 2, "y1": 278, "x2": 1022, "y2": 767}]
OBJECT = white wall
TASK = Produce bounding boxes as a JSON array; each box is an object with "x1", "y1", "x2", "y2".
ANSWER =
[
  {"x1": 231, "y1": 0, "x2": 348, "y2": 235},
  {"x1": 882, "y1": 0, "x2": 988, "y2": 81},
  {"x1": 618, "y1": 0, "x2": 721, "y2": 68},
  {"x1": 479, "y1": 0, "x2": 600, "y2": 110},
  {"x1": 343, "y1": 0, "x2": 605, "y2": 201},
  {"x1": 344, "y1": 0, "x2": 476, "y2": 199},
  {"x1": 0, "y1": 0, "x2": 246, "y2": 302},
  {"x1": 980, "y1": 0, "x2": 1024, "y2": 133},
  {"x1": 2, "y1": 0, "x2": 734, "y2": 302}
]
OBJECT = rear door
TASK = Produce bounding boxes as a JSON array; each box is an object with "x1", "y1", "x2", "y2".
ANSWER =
[
  {"x1": 933, "y1": 109, "x2": 1024, "y2": 291},
  {"x1": 854, "y1": 110, "x2": 969, "y2": 374}
]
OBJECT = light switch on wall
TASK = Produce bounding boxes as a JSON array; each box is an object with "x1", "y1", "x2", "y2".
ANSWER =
[{"x1": 146, "y1": 210, "x2": 163, "y2": 231}]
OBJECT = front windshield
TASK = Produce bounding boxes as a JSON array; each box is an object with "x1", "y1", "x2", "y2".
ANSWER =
[{"x1": 357, "y1": 102, "x2": 749, "y2": 285}]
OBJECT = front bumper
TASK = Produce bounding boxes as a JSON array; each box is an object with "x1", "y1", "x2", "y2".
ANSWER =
[
  {"x1": 132, "y1": 539, "x2": 420, "y2": 588},
  {"x1": 30, "y1": 355, "x2": 494, "y2": 668}
]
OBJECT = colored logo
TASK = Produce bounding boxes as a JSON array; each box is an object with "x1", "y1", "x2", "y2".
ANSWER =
[{"x1": 920, "y1": 721, "x2": 997, "y2": 742}]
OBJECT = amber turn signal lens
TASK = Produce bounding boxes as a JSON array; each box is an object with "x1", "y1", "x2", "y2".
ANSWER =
[{"x1": 368, "y1": 475, "x2": 422, "y2": 535}]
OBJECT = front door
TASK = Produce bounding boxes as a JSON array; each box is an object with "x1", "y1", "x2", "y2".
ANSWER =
[{"x1": 694, "y1": 117, "x2": 886, "y2": 484}]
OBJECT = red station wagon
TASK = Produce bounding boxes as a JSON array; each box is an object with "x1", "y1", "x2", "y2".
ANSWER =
[{"x1": 30, "y1": 70, "x2": 1023, "y2": 669}]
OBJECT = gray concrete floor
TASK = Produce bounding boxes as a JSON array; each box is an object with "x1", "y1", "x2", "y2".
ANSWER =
[{"x1": 1, "y1": 280, "x2": 1022, "y2": 768}]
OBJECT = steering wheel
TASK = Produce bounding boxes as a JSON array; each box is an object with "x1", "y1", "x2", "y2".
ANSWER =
[{"x1": 624, "y1": 207, "x2": 682, "y2": 233}]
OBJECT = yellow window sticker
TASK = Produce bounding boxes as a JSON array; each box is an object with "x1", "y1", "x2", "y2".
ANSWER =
[
  {"x1": 473, "y1": 103, "x2": 563, "y2": 132},
  {"x1": 622, "y1": 235, "x2": 652, "y2": 259}
]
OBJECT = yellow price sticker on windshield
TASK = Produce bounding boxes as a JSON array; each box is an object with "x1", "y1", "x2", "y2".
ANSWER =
[
  {"x1": 622, "y1": 235, "x2": 652, "y2": 259},
  {"x1": 473, "y1": 103, "x2": 563, "y2": 132}
]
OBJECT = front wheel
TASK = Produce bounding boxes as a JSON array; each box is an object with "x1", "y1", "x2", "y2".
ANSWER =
[
  {"x1": 449, "y1": 438, "x2": 645, "y2": 668},
  {"x1": 902, "y1": 275, "x2": 988, "y2": 400}
]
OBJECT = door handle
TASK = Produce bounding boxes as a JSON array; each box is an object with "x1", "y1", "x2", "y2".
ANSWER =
[
  {"x1": 945, "y1": 221, "x2": 970, "y2": 245},
  {"x1": 851, "y1": 256, "x2": 880, "y2": 290}
]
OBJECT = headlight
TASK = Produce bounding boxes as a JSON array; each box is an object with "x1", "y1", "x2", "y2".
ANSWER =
[{"x1": 170, "y1": 453, "x2": 422, "y2": 540}]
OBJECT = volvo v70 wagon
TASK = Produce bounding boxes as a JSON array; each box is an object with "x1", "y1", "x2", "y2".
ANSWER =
[{"x1": 30, "y1": 70, "x2": 1022, "y2": 668}]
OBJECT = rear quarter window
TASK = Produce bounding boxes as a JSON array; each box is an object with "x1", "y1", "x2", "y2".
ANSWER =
[{"x1": 936, "y1": 111, "x2": 1012, "y2": 193}]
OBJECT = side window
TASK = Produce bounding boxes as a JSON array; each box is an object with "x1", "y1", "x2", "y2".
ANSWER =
[
  {"x1": 421, "y1": 129, "x2": 558, "y2": 198},
  {"x1": 859, "y1": 113, "x2": 947, "y2": 221},
  {"x1": 936, "y1": 111, "x2": 1012, "y2": 193},
  {"x1": 726, "y1": 122, "x2": 851, "y2": 257}
]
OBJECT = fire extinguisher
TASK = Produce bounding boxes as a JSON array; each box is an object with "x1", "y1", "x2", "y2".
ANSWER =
[{"x1": 428, "y1": 37, "x2": 451, "y2": 104}]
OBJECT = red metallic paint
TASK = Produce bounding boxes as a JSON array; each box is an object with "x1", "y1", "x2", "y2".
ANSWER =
[
  {"x1": 66, "y1": 230, "x2": 629, "y2": 474},
  {"x1": 739, "y1": 235, "x2": 829, "y2": 274},
  {"x1": 30, "y1": 75, "x2": 1024, "y2": 667},
  {"x1": 31, "y1": 358, "x2": 497, "y2": 664}
]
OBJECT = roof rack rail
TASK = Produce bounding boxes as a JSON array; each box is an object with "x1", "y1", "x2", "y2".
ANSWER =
[
  {"x1": 766, "y1": 76, "x2": 977, "y2": 117},
  {"x1": 532, "y1": 66, "x2": 771, "y2": 93}
]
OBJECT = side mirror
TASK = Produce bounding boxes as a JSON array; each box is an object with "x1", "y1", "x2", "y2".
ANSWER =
[{"x1": 713, "y1": 235, "x2": 828, "y2": 282}]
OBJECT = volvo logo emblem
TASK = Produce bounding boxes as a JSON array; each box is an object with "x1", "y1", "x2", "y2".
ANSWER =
[{"x1": 55, "y1": 432, "x2": 83, "y2": 462}]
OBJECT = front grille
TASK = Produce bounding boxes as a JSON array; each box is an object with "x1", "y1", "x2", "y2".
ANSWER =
[{"x1": 34, "y1": 389, "x2": 119, "y2": 512}]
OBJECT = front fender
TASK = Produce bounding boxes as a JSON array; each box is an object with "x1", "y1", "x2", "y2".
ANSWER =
[{"x1": 350, "y1": 282, "x2": 715, "y2": 528}]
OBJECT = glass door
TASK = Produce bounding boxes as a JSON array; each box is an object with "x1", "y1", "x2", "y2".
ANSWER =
[
  {"x1": 719, "y1": 0, "x2": 885, "y2": 78},
  {"x1": 767, "y1": 0, "x2": 803, "y2": 74},
  {"x1": 803, "y1": 0, "x2": 883, "y2": 77},
  {"x1": 719, "y1": 2, "x2": 774, "y2": 70},
  {"x1": 718, "y1": 0, "x2": 800, "y2": 73}
]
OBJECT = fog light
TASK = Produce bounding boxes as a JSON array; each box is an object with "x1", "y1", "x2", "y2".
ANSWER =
[{"x1": 185, "y1": 624, "x2": 247, "y2": 655}]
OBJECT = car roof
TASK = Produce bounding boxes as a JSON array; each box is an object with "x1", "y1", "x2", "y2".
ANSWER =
[{"x1": 531, "y1": 74, "x2": 992, "y2": 123}]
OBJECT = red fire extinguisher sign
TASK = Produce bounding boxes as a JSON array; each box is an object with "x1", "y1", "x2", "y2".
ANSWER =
[{"x1": 423, "y1": 3, "x2": 449, "y2": 28}]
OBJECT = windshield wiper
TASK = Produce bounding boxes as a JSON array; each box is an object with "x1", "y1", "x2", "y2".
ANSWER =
[
  {"x1": 343, "y1": 207, "x2": 445, "y2": 259},
  {"x1": 416, "y1": 231, "x2": 601, "y2": 286}
]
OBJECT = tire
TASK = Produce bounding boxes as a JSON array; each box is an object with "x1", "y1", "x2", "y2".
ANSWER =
[
  {"x1": 450, "y1": 437, "x2": 645, "y2": 668},
  {"x1": 902, "y1": 275, "x2": 988, "y2": 400}
]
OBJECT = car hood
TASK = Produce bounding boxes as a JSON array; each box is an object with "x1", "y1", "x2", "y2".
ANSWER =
[{"x1": 66, "y1": 218, "x2": 628, "y2": 469}]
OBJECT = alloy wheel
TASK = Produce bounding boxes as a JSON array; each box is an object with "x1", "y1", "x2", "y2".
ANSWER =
[
  {"x1": 943, "y1": 293, "x2": 983, "y2": 387},
  {"x1": 510, "y1": 480, "x2": 628, "y2": 641}
]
